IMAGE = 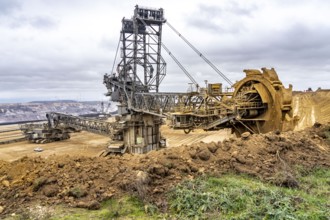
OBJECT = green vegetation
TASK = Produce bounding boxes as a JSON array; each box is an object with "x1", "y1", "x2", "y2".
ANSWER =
[
  {"x1": 5, "y1": 168, "x2": 329, "y2": 219},
  {"x1": 4, "y1": 196, "x2": 155, "y2": 220},
  {"x1": 50, "y1": 196, "x2": 152, "y2": 220},
  {"x1": 169, "y1": 169, "x2": 330, "y2": 219},
  {"x1": 318, "y1": 125, "x2": 330, "y2": 144},
  {"x1": 32, "y1": 177, "x2": 47, "y2": 192},
  {"x1": 67, "y1": 187, "x2": 88, "y2": 199}
]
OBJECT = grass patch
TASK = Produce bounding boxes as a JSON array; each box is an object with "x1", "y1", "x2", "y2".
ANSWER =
[
  {"x1": 169, "y1": 169, "x2": 330, "y2": 219},
  {"x1": 2, "y1": 196, "x2": 158, "y2": 220},
  {"x1": 32, "y1": 177, "x2": 47, "y2": 192},
  {"x1": 98, "y1": 196, "x2": 146, "y2": 219},
  {"x1": 67, "y1": 187, "x2": 87, "y2": 198},
  {"x1": 317, "y1": 125, "x2": 330, "y2": 144},
  {"x1": 48, "y1": 196, "x2": 158, "y2": 220}
]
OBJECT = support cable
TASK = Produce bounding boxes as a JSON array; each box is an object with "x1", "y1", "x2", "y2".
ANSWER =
[
  {"x1": 161, "y1": 43, "x2": 199, "y2": 86},
  {"x1": 111, "y1": 33, "x2": 131, "y2": 108},
  {"x1": 111, "y1": 34, "x2": 121, "y2": 74},
  {"x1": 137, "y1": 18, "x2": 199, "y2": 88},
  {"x1": 166, "y1": 21, "x2": 233, "y2": 86}
]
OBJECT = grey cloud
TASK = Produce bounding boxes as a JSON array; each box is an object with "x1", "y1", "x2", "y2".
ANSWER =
[
  {"x1": 203, "y1": 23, "x2": 330, "y2": 67},
  {"x1": 0, "y1": 63, "x2": 107, "y2": 86},
  {"x1": 162, "y1": 20, "x2": 330, "y2": 89},
  {"x1": 0, "y1": 67, "x2": 107, "y2": 102},
  {"x1": 29, "y1": 16, "x2": 58, "y2": 29},
  {"x1": 273, "y1": 0, "x2": 329, "y2": 7},
  {"x1": 99, "y1": 37, "x2": 120, "y2": 51},
  {"x1": 273, "y1": 23, "x2": 330, "y2": 53},
  {"x1": 1, "y1": 1, "x2": 329, "y2": 102},
  {"x1": 8, "y1": 15, "x2": 58, "y2": 29},
  {"x1": 0, "y1": 0, "x2": 21, "y2": 15},
  {"x1": 225, "y1": 1, "x2": 256, "y2": 16},
  {"x1": 185, "y1": 2, "x2": 257, "y2": 33},
  {"x1": 197, "y1": 3, "x2": 255, "y2": 18},
  {"x1": 0, "y1": 48, "x2": 110, "y2": 98},
  {"x1": 185, "y1": 18, "x2": 224, "y2": 33}
]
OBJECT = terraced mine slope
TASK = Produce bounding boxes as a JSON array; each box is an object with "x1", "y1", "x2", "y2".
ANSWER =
[{"x1": 293, "y1": 90, "x2": 330, "y2": 130}]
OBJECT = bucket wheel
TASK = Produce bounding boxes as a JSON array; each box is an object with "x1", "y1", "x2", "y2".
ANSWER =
[{"x1": 231, "y1": 68, "x2": 292, "y2": 135}]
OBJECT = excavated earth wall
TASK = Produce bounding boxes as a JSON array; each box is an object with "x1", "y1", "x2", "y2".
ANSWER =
[{"x1": 293, "y1": 90, "x2": 330, "y2": 130}]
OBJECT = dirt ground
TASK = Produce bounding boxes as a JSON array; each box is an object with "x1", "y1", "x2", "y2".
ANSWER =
[
  {"x1": 0, "y1": 125, "x2": 232, "y2": 162},
  {"x1": 0, "y1": 125, "x2": 24, "y2": 143},
  {"x1": 0, "y1": 91, "x2": 329, "y2": 217},
  {"x1": 0, "y1": 124, "x2": 329, "y2": 216},
  {"x1": 0, "y1": 131, "x2": 110, "y2": 162},
  {"x1": 293, "y1": 90, "x2": 330, "y2": 130}
]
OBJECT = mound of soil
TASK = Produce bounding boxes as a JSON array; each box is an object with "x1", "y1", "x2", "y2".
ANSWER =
[{"x1": 0, "y1": 124, "x2": 329, "y2": 216}]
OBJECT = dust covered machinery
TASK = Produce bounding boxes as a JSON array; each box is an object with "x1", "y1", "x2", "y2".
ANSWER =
[
  {"x1": 20, "y1": 123, "x2": 70, "y2": 144},
  {"x1": 168, "y1": 68, "x2": 294, "y2": 135},
  {"x1": 21, "y1": 5, "x2": 294, "y2": 154}
]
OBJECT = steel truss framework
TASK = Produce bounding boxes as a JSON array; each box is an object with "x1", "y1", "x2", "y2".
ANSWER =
[{"x1": 107, "y1": 5, "x2": 167, "y2": 109}]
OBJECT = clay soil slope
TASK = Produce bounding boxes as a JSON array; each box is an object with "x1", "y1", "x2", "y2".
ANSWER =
[{"x1": 293, "y1": 90, "x2": 330, "y2": 130}]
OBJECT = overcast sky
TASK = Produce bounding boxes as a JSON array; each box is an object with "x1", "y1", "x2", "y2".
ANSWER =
[{"x1": 0, "y1": 0, "x2": 329, "y2": 103}]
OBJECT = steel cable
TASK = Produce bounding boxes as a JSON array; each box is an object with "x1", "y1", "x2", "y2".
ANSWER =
[{"x1": 166, "y1": 21, "x2": 233, "y2": 86}]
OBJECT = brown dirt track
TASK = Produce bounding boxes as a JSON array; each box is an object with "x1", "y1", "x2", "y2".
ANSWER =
[{"x1": 0, "y1": 131, "x2": 110, "y2": 162}]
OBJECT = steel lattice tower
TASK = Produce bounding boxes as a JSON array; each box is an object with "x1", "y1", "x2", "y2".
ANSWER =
[{"x1": 117, "y1": 6, "x2": 166, "y2": 102}]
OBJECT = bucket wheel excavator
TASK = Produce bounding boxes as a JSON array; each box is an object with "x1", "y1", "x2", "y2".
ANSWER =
[
  {"x1": 21, "y1": 5, "x2": 294, "y2": 154},
  {"x1": 166, "y1": 67, "x2": 294, "y2": 136}
]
